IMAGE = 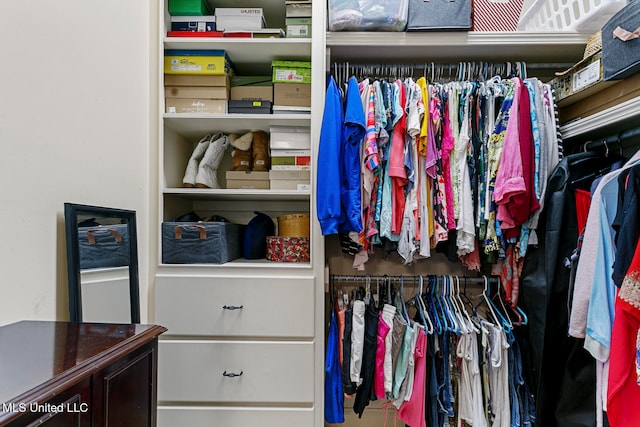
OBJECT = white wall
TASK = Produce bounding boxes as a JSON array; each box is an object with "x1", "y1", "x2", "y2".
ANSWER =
[{"x1": 0, "y1": 1, "x2": 156, "y2": 325}]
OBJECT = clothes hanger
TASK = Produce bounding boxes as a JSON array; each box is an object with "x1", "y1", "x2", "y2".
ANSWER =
[
  {"x1": 399, "y1": 276, "x2": 411, "y2": 323},
  {"x1": 455, "y1": 276, "x2": 480, "y2": 334},
  {"x1": 445, "y1": 276, "x2": 466, "y2": 335},
  {"x1": 416, "y1": 275, "x2": 434, "y2": 334},
  {"x1": 490, "y1": 278, "x2": 514, "y2": 332},
  {"x1": 436, "y1": 276, "x2": 456, "y2": 333},
  {"x1": 487, "y1": 277, "x2": 513, "y2": 332},
  {"x1": 479, "y1": 276, "x2": 503, "y2": 329},
  {"x1": 427, "y1": 276, "x2": 443, "y2": 335},
  {"x1": 448, "y1": 276, "x2": 470, "y2": 335}
]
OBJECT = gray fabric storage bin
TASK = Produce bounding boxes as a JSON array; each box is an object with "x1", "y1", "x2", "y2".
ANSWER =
[
  {"x1": 162, "y1": 222, "x2": 244, "y2": 264},
  {"x1": 602, "y1": 0, "x2": 640, "y2": 81},
  {"x1": 407, "y1": 0, "x2": 472, "y2": 31},
  {"x1": 78, "y1": 224, "x2": 130, "y2": 270}
]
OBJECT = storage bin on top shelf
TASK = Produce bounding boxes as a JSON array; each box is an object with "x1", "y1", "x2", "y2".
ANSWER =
[
  {"x1": 168, "y1": 0, "x2": 212, "y2": 16},
  {"x1": 602, "y1": 0, "x2": 640, "y2": 81},
  {"x1": 517, "y1": 0, "x2": 626, "y2": 31},
  {"x1": 328, "y1": 0, "x2": 409, "y2": 31}
]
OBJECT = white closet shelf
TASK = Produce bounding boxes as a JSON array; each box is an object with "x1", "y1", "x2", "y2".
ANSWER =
[
  {"x1": 163, "y1": 38, "x2": 311, "y2": 64},
  {"x1": 163, "y1": 188, "x2": 311, "y2": 201},
  {"x1": 326, "y1": 31, "x2": 591, "y2": 63},
  {"x1": 560, "y1": 96, "x2": 640, "y2": 141},
  {"x1": 158, "y1": 259, "x2": 312, "y2": 270},
  {"x1": 164, "y1": 114, "x2": 311, "y2": 137}
]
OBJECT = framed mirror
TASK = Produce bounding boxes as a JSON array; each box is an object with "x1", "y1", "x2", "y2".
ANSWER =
[{"x1": 64, "y1": 203, "x2": 140, "y2": 323}]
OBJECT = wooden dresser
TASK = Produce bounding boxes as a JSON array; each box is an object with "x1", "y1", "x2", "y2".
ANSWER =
[{"x1": 0, "y1": 321, "x2": 166, "y2": 427}]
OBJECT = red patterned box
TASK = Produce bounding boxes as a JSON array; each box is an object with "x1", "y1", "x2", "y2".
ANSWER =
[
  {"x1": 266, "y1": 236, "x2": 310, "y2": 262},
  {"x1": 472, "y1": 0, "x2": 523, "y2": 32}
]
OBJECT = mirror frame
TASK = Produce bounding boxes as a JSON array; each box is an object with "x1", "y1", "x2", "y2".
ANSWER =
[{"x1": 64, "y1": 202, "x2": 140, "y2": 323}]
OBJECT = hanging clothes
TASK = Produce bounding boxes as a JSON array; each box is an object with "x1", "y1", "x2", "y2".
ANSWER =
[
  {"x1": 325, "y1": 307, "x2": 345, "y2": 424},
  {"x1": 607, "y1": 236, "x2": 640, "y2": 427},
  {"x1": 317, "y1": 76, "x2": 344, "y2": 235},
  {"x1": 521, "y1": 151, "x2": 616, "y2": 427}
]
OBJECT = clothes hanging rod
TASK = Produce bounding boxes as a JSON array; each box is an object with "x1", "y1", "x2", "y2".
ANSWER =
[
  {"x1": 329, "y1": 62, "x2": 573, "y2": 71},
  {"x1": 329, "y1": 274, "x2": 497, "y2": 285},
  {"x1": 581, "y1": 125, "x2": 640, "y2": 152}
]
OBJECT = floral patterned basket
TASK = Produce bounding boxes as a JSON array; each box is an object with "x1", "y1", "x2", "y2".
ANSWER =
[{"x1": 266, "y1": 236, "x2": 310, "y2": 262}]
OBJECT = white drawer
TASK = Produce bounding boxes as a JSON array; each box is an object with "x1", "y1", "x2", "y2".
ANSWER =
[
  {"x1": 155, "y1": 275, "x2": 314, "y2": 338},
  {"x1": 157, "y1": 406, "x2": 315, "y2": 427},
  {"x1": 158, "y1": 340, "x2": 314, "y2": 403}
]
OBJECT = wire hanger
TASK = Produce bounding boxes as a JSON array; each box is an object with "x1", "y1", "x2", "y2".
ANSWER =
[{"x1": 417, "y1": 275, "x2": 434, "y2": 334}]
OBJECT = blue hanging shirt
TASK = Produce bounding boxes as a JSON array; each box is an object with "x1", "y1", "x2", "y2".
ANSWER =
[
  {"x1": 339, "y1": 76, "x2": 366, "y2": 233},
  {"x1": 324, "y1": 308, "x2": 344, "y2": 423},
  {"x1": 317, "y1": 76, "x2": 344, "y2": 235}
]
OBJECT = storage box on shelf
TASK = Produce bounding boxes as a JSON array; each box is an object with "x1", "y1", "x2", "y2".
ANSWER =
[
  {"x1": 214, "y1": 7, "x2": 266, "y2": 31},
  {"x1": 286, "y1": 0, "x2": 312, "y2": 37},
  {"x1": 230, "y1": 75, "x2": 273, "y2": 101}
]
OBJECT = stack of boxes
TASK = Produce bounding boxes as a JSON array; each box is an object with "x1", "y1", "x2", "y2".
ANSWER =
[
  {"x1": 285, "y1": 0, "x2": 312, "y2": 38},
  {"x1": 271, "y1": 60, "x2": 311, "y2": 114},
  {"x1": 167, "y1": 0, "x2": 219, "y2": 37},
  {"x1": 228, "y1": 75, "x2": 273, "y2": 114},
  {"x1": 164, "y1": 50, "x2": 234, "y2": 113},
  {"x1": 269, "y1": 126, "x2": 311, "y2": 190}
]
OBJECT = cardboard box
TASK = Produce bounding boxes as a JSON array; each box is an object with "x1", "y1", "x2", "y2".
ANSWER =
[
  {"x1": 272, "y1": 105, "x2": 311, "y2": 114},
  {"x1": 551, "y1": 52, "x2": 607, "y2": 103},
  {"x1": 272, "y1": 61, "x2": 311, "y2": 84},
  {"x1": 269, "y1": 170, "x2": 311, "y2": 190},
  {"x1": 273, "y1": 83, "x2": 311, "y2": 107},
  {"x1": 269, "y1": 126, "x2": 311, "y2": 149},
  {"x1": 215, "y1": 8, "x2": 266, "y2": 30},
  {"x1": 231, "y1": 86, "x2": 273, "y2": 101},
  {"x1": 170, "y1": 16, "x2": 216, "y2": 31},
  {"x1": 165, "y1": 85, "x2": 229, "y2": 100},
  {"x1": 286, "y1": 17, "x2": 311, "y2": 38},
  {"x1": 230, "y1": 76, "x2": 273, "y2": 101},
  {"x1": 164, "y1": 74, "x2": 230, "y2": 88},
  {"x1": 270, "y1": 150, "x2": 311, "y2": 170},
  {"x1": 164, "y1": 50, "x2": 234, "y2": 76},
  {"x1": 224, "y1": 29, "x2": 285, "y2": 38},
  {"x1": 227, "y1": 100, "x2": 272, "y2": 114},
  {"x1": 225, "y1": 171, "x2": 270, "y2": 189},
  {"x1": 559, "y1": 71, "x2": 640, "y2": 124},
  {"x1": 168, "y1": 0, "x2": 212, "y2": 16},
  {"x1": 286, "y1": 1, "x2": 312, "y2": 17},
  {"x1": 165, "y1": 99, "x2": 227, "y2": 114}
]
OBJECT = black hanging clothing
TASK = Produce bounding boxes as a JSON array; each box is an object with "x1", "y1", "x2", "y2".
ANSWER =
[
  {"x1": 520, "y1": 152, "x2": 613, "y2": 427},
  {"x1": 612, "y1": 165, "x2": 640, "y2": 287},
  {"x1": 342, "y1": 308, "x2": 357, "y2": 395},
  {"x1": 353, "y1": 306, "x2": 379, "y2": 417}
]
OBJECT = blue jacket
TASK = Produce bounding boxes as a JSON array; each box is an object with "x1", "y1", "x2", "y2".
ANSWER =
[
  {"x1": 317, "y1": 76, "x2": 343, "y2": 235},
  {"x1": 339, "y1": 76, "x2": 365, "y2": 234}
]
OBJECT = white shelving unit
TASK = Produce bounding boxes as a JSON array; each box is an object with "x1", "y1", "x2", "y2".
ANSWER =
[{"x1": 154, "y1": 1, "x2": 326, "y2": 426}]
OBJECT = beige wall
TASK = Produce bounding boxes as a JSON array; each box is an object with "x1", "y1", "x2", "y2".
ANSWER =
[{"x1": 0, "y1": 0, "x2": 157, "y2": 326}]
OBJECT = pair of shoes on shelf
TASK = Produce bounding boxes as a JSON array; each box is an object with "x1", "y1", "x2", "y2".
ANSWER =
[
  {"x1": 182, "y1": 132, "x2": 230, "y2": 189},
  {"x1": 229, "y1": 130, "x2": 270, "y2": 172}
]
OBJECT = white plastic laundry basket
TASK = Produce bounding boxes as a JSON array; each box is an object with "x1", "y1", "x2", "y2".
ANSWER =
[{"x1": 518, "y1": 0, "x2": 627, "y2": 31}]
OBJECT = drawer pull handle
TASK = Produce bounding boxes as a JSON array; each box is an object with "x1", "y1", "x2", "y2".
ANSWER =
[
  {"x1": 222, "y1": 305, "x2": 244, "y2": 310},
  {"x1": 222, "y1": 371, "x2": 243, "y2": 378}
]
